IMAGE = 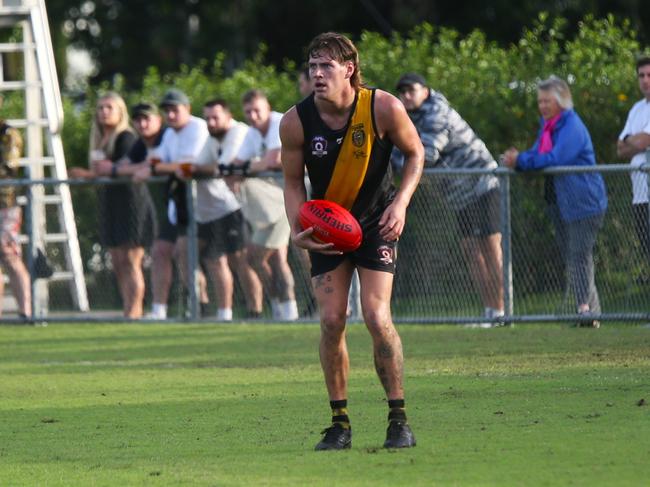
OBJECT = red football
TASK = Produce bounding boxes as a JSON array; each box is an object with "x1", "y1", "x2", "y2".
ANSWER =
[{"x1": 298, "y1": 199, "x2": 362, "y2": 252}]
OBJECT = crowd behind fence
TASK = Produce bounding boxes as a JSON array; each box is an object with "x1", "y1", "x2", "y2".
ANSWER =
[{"x1": 1, "y1": 161, "x2": 649, "y2": 324}]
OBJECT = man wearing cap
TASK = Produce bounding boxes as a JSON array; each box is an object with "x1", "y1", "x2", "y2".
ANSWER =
[
  {"x1": 0, "y1": 101, "x2": 31, "y2": 320},
  {"x1": 134, "y1": 89, "x2": 210, "y2": 320},
  {"x1": 393, "y1": 73, "x2": 505, "y2": 326}
]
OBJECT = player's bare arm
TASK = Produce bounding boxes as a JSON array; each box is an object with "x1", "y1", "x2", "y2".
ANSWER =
[
  {"x1": 280, "y1": 107, "x2": 339, "y2": 255},
  {"x1": 374, "y1": 90, "x2": 424, "y2": 241}
]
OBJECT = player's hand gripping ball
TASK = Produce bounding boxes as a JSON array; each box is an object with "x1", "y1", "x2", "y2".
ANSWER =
[{"x1": 298, "y1": 199, "x2": 362, "y2": 252}]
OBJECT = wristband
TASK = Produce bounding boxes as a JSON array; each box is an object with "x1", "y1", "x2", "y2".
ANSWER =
[
  {"x1": 110, "y1": 164, "x2": 118, "y2": 178},
  {"x1": 150, "y1": 161, "x2": 157, "y2": 175}
]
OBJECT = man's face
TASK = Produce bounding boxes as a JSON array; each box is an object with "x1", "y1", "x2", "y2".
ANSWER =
[
  {"x1": 162, "y1": 103, "x2": 191, "y2": 130},
  {"x1": 298, "y1": 72, "x2": 312, "y2": 97},
  {"x1": 398, "y1": 83, "x2": 429, "y2": 111},
  {"x1": 133, "y1": 114, "x2": 162, "y2": 138},
  {"x1": 308, "y1": 52, "x2": 353, "y2": 99},
  {"x1": 243, "y1": 97, "x2": 271, "y2": 132},
  {"x1": 638, "y1": 64, "x2": 650, "y2": 100},
  {"x1": 203, "y1": 104, "x2": 232, "y2": 137}
]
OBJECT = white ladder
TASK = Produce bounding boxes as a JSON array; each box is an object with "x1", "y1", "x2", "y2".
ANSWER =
[{"x1": 0, "y1": 0, "x2": 88, "y2": 316}]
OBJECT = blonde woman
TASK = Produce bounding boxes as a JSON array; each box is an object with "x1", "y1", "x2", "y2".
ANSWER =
[{"x1": 71, "y1": 92, "x2": 153, "y2": 318}]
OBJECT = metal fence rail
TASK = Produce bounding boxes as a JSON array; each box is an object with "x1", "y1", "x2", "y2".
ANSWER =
[{"x1": 1, "y1": 161, "x2": 649, "y2": 324}]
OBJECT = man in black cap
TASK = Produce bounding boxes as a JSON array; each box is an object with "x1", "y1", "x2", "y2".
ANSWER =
[
  {"x1": 393, "y1": 73, "x2": 505, "y2": 327},
  {"x1": 133, "y1": 89, "x2": 210, "y2": 319}
]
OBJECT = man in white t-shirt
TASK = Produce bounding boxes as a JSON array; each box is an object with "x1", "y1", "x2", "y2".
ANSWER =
[
  {"x1": 134, "y1": 89, "x2": 210, "y2": 319},
  {"x1": 176, "y1": 99, "x2": 264, "y2": 320},
  {"x1": 617, "y1": 57, "x2": 650, "y2": 260},
  {"x1": 230, "y1": 89, "x2": 298, "y2": 321}
]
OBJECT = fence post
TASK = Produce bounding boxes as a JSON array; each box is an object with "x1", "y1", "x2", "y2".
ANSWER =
[
  {"x1": 25, "y1": 180, "x2": 36, "y2": 319},
  {"x1": 500, "y1": 169, "x2": 514, "y2": 323},
  {"x1": 646, "y1": 151, "x2": 650, "y2": 248},
  {"x1": 185, "y1": 179, "x2": 200, "y2": 320}
]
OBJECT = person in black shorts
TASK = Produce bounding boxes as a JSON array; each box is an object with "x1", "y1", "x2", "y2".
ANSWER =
[
  {"x1": 393, "y1": 73, "x2": 504, "y2": 325},
  {"x1": 280, "y1": 32, "x2": 424, "y2": 450}
]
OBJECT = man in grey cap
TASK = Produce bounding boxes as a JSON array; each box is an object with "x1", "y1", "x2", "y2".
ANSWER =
[
  {"x1": 134, "y1": 89, "x2": 210, "y2": 319},
  {"x1": 392, "y1": 73, "x2": 505, "y2": 326}
]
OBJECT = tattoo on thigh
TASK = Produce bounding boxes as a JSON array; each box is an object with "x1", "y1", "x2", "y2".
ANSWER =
[{"x1": 313, "y1": 275, "x2": 325, "y2": 289}]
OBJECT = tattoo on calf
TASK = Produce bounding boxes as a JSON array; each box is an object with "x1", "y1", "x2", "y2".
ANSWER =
[
  {"x1": 325, "y1": 286, "x2": 334, "y2": 294},
  {"x1": 376, "y1": 365, "x2": 390, "y2": 392},
  {"x1": 378, "y1": 341, "x2": 394, "y2": 359}
]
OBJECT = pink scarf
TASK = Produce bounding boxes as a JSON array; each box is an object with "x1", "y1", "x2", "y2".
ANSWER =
[{"x1": 538, "y1": 113, "x2": 562, "y2": 154}]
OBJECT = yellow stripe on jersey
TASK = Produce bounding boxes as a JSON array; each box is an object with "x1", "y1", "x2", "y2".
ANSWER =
[{"x1": 324, "y1": 88, "x2": 375, "y2": 210}]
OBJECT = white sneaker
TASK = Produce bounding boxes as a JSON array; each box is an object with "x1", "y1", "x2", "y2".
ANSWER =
[
  {"x1": 144, "y1": 303, "x2": 167, "y2": 320},
  {"x1": 279, "y1": 300, "x2": 299, "y2": 321},
  {"x1": 216, "y1": 308, "x2": 233, "y2": 322}
]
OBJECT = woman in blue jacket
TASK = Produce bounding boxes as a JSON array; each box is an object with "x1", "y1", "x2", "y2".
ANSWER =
[{"x1": 503, "y1": 75, "x2": 607, "y2": 327}]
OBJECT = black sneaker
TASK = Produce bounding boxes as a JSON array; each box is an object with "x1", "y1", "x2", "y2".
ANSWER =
[
  {"x1": 383, "y1": 421, "x2": 416, "y2": 449},
  {"x1": 314, "y1": 423, "x2": 351, "y2": 451}
]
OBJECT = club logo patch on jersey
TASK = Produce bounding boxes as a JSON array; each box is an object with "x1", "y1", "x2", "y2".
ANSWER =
[
  {"x1": 377, "y1": 245, "x2": 394, "y2": 265},
  {"x1": 351, "y1": 124, "x2": 365, "y2": 147},
  {"x1": 311, "y1": 136, "x2": 328, "y2": 157}
]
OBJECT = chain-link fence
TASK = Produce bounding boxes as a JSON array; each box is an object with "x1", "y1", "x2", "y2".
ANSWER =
[{"x1": 1, "y1": 161, "x2": 649, "y2": 324}]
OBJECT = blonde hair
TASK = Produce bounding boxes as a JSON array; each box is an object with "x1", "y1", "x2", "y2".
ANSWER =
[
  {"x1": 537, "y1": 75, "x2": 573, "y2": 110},
  {"x1": 88, "y1": 91, "x2": 133, "y2": 162}
]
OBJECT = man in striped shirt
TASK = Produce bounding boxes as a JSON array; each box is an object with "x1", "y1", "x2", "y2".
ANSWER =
[{"x1": 392, "y1": 73, "x2": 504, "y2": 326}]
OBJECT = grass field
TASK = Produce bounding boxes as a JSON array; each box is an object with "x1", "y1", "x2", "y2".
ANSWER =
[{"x1": 1, "y1": 322, "x2": 649, "y2": 486}]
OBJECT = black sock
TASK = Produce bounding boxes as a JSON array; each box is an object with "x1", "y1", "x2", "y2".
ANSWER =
[
  {"x1": 330, "y1": 399, "x2": 350, "y2": 429},
  {"x1": 388, "y1": 399, "x2": 407, "y2": 423}
]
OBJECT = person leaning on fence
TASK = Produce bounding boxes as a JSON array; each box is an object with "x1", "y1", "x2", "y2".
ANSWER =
[
  {"x1": 0, "y1": 110, "x2": 32, "y2": 320},
  {"x1": 280, "y1": 32, "x2": 424, "y2": 450},
  {"x1": 133, "y1": 89, "x2": 211, "y2": 320},
  {"x1": 70, "y1": 92, "x2": 153, "y2": 319},
  {"x1": 616, "y1": 57, "x2": 650, "y2": 262},
  {"x1": 229, "y1": 89, "x2": 299, "y2": 321},
  {"x1": 502, "y1": 75, "x2": 607, "y2": 328},
  {"x1": 392, "y1": 73, "x2": 505, "y2": 327},
  {"x1": 174, "y1": 98, "x2": 264, "y2": 321},
  {"x1": 94, "y1": 102, "x2": 165, "y2": 317}
]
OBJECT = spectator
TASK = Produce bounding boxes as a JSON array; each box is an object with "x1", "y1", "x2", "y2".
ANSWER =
[
  {"x1": 503, "y1": 75, "x2": 607, "y2": 328},
  {"x1": 392, "y1": 73, "x2": 504, "y2": 326},
  {"x1": 0, "y1": 107, "x2": 31, "y2": 319},
  {"x1": 134, "y1": 89, "x2": 210, "y2": 319},
  {"x1": 176, "y1": 99, "x2": 264, "y2": 320},
  {"x1": 616, "y1": 57, "x2": 650, "y2": 261},
  {"x1": 71, "y1": 92, "x2": 151, "y2": 318},
  {"x1": 298, "y1": 65, "x2": 312, "y2": 98},
  {"x1": 95, "y1": 102, "x2": 166, "y2": 318},
  {"x1": 230, "y1": 89, "x2": 298, "y2": 321}
]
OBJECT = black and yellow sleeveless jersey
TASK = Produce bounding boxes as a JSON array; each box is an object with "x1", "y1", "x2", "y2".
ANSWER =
[{"x1": 296, "y1": 88, "x2": 395, "y2": 228}]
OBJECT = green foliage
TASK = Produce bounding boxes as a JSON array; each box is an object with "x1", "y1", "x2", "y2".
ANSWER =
[{"x1": 58, "y1": 14, "x2": 649, "y2": 299}]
